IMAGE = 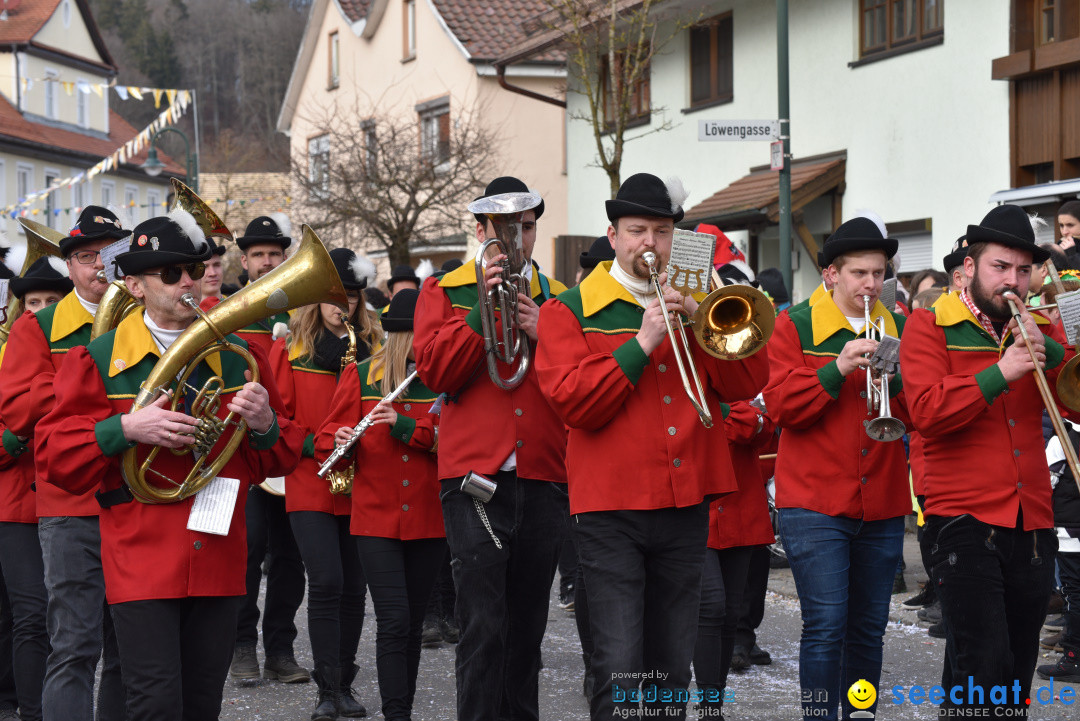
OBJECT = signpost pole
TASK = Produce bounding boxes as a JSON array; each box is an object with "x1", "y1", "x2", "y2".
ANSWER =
[{"x1": 777, "y1": 0, "x2": 793, "y2": 295}]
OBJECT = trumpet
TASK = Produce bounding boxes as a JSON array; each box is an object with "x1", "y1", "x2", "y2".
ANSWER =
[
  {"x1": 863, "y1": 295, "x2": 906, "y2": 442},
  {"x1": 317, "y1": 368, "x2": 419, "y2": 483},
  {"x1": 643, "y1": 251, "x2": 713, "y2": 428}
]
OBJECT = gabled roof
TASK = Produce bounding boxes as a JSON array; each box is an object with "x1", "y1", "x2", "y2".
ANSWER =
[
  {"x1": 335, "y1": 0, "x2": 372, "y2": 22},
  {"x1": 0, "y1": 0, "x2": 117, "y2": 71},
  {"x1": 433, "y1": 0, "x2": 562, "y2": 63},
  {"x1": 0, "y1": 93, "x2": 183, "y2": 176}
]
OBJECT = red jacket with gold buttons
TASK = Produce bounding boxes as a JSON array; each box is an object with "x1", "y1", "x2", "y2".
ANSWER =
[
  {"x1": 901, "y1": 293, "x2": 1074, "y2": 530},
  {"x1": 707, "y1": 401, "x2": 776, "y2": 550},
  {"x1": 763, "y1": 291, "x2": 911, "y2": 521},
  {"x1": 34, "y1": 310, "x2": 302, "y2": 603},
  {"x1": 0, "y1": 293, "x2": 98, "y2": 517},
  {"x1": 316, "y1": 357, "x2": 443, "y2": 540},
  {"x1": 271, "y1": 337, "x2": 352, "y2": 515},
  {"x1": 413, "y1": 262, "x2": 567, "y2": 484},
  {"x1": 535, "y1": 262, "x2": 770, "y2": 515}
]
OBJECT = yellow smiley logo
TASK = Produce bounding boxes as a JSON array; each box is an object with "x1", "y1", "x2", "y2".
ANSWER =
[{"x1": 847, "y1": 679, "x2": 876, "y2": 710}]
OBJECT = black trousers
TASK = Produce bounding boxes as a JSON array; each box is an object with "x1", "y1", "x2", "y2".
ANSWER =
[
  {"x1": 1059, "y1": 550, "x2": 1080, "y2": 652},
  {"x1": 574, "y1": 503, "x2": 709, "y2": 721},
  {"x1": 926, "y1": 514, "x2": 1057, "y2": 715},
  {"x1": 237, "y1": 486, "x2": 305, "y2": 656},
  {"x1": 733, "y1": 544, "x2": 770, "y2": 650},
  {"x1": 110, "y1": 596, "x2": 242, "y2": 721},
  {"x1": 288, "y1": 511, "x2": 366, "y2": 671},
  {"x1": 356, "y1": 536, "x2": 446, "y2": 721},
  {"x1": 693, "y1": 545, "x2": 753, "y2": 707},
  {"x1": 0, "y1": 522, "x2": 49, "y2": 721},
  {"x1": 0, "y1": 571, "x2": 17, "y2": 713}
]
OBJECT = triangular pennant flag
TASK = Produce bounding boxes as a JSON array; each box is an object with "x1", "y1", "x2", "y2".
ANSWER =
[
  {"x1": 152, "y1": 89, "x2": 163, "y2": 108},
  {"x1": 92, "y1": 83, "x2": 104, "y2": 98},
  {"x1": 62, "y1": 81, "x2": 75, "y2": 96},
  {"x1": 127, "y1": 87, "x2": 143, "y2": 101},
  {"x1": 166, "y1": 89, "x2": 177, "y2": 106},
  {"x1": 77, "y1": 81, "x2": 91, "y2": 95},
  {"x1": 115, "y1": 86, "x2": 129, "y2": 101},
  {"x1": 180, "y1": 90, "x2": 191, "y2": 108}
]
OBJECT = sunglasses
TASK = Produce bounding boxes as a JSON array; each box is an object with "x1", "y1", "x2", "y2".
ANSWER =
[{"x1": 141, "y1": 263, "x2": 206, "y2": 285}]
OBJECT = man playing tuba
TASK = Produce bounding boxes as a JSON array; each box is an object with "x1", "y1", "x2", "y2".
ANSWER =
[{"x1": 35, "y1": 210, "x2": 303, "y2": 721}]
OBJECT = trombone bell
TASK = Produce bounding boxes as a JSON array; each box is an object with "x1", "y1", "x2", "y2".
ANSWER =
[{"x1": 692, "y1": 285, "x2": 775, "y2": 360}]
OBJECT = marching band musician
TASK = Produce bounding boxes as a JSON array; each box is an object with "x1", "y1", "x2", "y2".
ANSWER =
[
  {"x1": 762, "y1": 218, "x2": 910, "y2": 721},
  {"x1": 0, "y1": 257, "x2": 73, "y2": 721},
  {"x1": 198, "y1": 238, "x2": 228, "y2": 310},
  {"x1": 0, "y1": 206, "x2": 129, "y2": 721},
  {"x1": 317, "y1": 288, "x2": 444, "y2": 721},
  {"x1": 535, "y1": 173, "x2": 770, "y2": 720},
  {"x1": 270, "y1": 247, "x2": 380, "y2": 720},
  {"x1": 35, "y1": 211, "x2": 302, "y2": 721},
  {"x1": 230, "y1": 214, "x2": 309, "y2": 685},
  {"x1": 413, "y1": 176, "x2": 568, "y2": 721},
  {"x1": 901, "y1": 205, "x2": 1072, "y2": 716}
]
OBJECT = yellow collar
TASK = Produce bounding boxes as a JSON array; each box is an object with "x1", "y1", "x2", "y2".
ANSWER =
[
  {"x1": 50, "y1": 292, "x2": 94, "y2": 343},
  {"x1": 808, "y1": 282, "x2": 827, "y2": 306},
  {"x1": 0, "y1": 343, "x2": 7, "y2": 371},
  {"x1": 933, "y1": 290, "x2": 1049, "y2": 331},
  {"x1": 108, "y1": 309, "x2": 223, "y2": 378},
  {"x1": 439, "y1": 257, "x2": 551, "y2": 299},
  {"x1": 579, "y1": 261, "x2": 642, "y2": 316},
  {"x1": 287, "y1": 337, "x2": 306, "y2": 362},
  {"x1": 366, "y1": 360, "x2": 385, "y2": 386},
  {"x1": 811, "y1": 290, "x2": 898, "y2": 346}
]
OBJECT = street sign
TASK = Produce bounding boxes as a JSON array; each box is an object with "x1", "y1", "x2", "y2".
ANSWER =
[
  {"x1": 770, "y1": 140, "x2": 785, "y2": 171},
  {"x1": 698, "y1": 119, "x2": 779, "y2": 142}
]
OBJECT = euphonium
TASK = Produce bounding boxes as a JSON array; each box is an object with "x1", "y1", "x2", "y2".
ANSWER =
[
  {"x1": 326, "y1": 314, "x2": 359, "y2": 495},
  {"x1": 1, "y1": 220, "x2": 64, "y2": 345},
  {"x1": 122, "y1": 225, "x2": 348, "y2": 503},
  {"x1": 170, "y1": 179, "x2": 234, "y2": 244}
]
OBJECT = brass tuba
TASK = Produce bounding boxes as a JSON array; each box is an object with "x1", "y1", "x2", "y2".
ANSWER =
[
  {"x1": 122, "y1": 225, "x2": 348, "y2": 503},
  {"x1": 1, "y1": 220, "x2": 65, "y2": 345}
]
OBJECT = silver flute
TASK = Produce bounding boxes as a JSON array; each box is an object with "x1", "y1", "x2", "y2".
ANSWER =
[{"x1": 316, "y1": 370, "x2": 419, "y2": 479}]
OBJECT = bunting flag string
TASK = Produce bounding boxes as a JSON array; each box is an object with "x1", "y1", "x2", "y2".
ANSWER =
[
  {"x1": 13, "y1": 77, "x2": 192, "y2": 109},
  {"x1": 3, "y1": 196, "x2": 293, "y2": 221}
]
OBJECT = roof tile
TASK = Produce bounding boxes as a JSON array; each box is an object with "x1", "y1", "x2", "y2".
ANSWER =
[
  {"x1": 683, "y1": 159, "x2": 844, "y2": 224},
  {"x1": 0, "y1": 0, "x2": 61, "y2": 45},
  {"x1": 336, "y1": 0, "x2": 372, "y2": 23},
  {"x1": 433, "y1": 0, "x2": 562, "y2": 62}
]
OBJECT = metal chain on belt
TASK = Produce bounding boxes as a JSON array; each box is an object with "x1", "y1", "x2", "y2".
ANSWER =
[{"x1": 473, "y1": 498, "x2": 503, "y2": 550}]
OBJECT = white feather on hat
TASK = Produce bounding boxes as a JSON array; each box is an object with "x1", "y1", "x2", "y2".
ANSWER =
[
  {"x1": 167, "y1": 208, "x2": 207, "y2": 252},
  {"x1": 664, "y1": 177, "x2": 689, "y2": 214},
  {"x1": 46, "y1": 256, "x2": 70, "y2": 278},
  {"x1": 107, "y1": 203, "x2": 135, "y2": 233},
  {"x1": 269, "y1": 212, "x2": 292, "y2": 239},
  {"x1": 4, "y1": 233, "x2": 28, "y2": 277},
  {"x1": 416, "y1": 259, "x2": 435, "y2": 283},
  {"x1": 1030, "y1": 213, "x2": 1049, "y2": 234},
  {"x1": 349, "y1": 253, "x2": 376, "y2": 287}
]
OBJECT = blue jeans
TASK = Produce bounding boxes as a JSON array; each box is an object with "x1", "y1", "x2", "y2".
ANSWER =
[
  {"x1": 439, "y1": 473, "x2": 566, "y2": 721},
  {"x1": 778, "y1": 508, "x2": 904, "y2": 721},
  {"x1": 37, "y1": 515, "x2": 125, "y2": 721}
]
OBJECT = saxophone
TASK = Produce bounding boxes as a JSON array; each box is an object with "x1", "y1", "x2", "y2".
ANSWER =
[{"x1": 326, "y1": 314, "x2": 358, "y2": 495}]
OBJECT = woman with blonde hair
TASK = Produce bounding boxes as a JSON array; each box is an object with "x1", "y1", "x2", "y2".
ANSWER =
[{"x1": 270, "y1": 247, "x2": 379, "y2": 720}]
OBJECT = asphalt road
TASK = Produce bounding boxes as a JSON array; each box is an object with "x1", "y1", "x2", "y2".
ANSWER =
[{"x1": 219, "y1": 534, "x2": 1079, "y2": 720}]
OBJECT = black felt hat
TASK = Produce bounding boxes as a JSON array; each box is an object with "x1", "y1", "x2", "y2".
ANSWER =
[
  {"x1": 10, "y1": 256, "x2": 73, "y2": 298},
  {"x1": 966, "y1": 205, "x2": 1049, "y2": 263},
  {"x1": 579, "y1": 236, "x2": 616, "y2": 270},
  {"x1": 943, "y1": 235, "x2": 969, "y2": 274},
  {"x1": 756, "y1": 267, "x2": 790, "y2": 305},
  {"x1": 330, "y1": 248, "x2": 375, "y2": 291},
  {"x1": 606, "y1": 173, "x2": 686, "y2": 223},
  {"x1": 819, "y1": 217, "x2": 898, "y2": 268},
  {"x1": 381, "y1": 288, "x2": 419, "y2": 332},
  {"x1": 236, "y1": 215, "x2": 291, "y2": 251},
  {"x1": 387, "y1": 264, "x2": 420, "y2": 294},
  {"x1": 473, "y1": 176, "x2": 545, "y2": 225},
  {"x1": 208, "y1": 238, "x2": 227, "y2": 257},
  {"x1": 441, "y1": 258, "x2": 463, "y2": 273},
  {"x1": 61, "y1": 205, "x2": 131, "y2": 256},
  {"x1": 116, "y1": 211, "x2": 213, "y2": 276}
]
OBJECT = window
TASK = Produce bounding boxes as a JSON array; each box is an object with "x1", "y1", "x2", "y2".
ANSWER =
[
  {"x1": 600, "y1": 50, "x2": 651, "y2": 129},
  {"x1": 403, "y1": 0, "x2": 416, "y2": 60},
  {"x1": 44, "y1": 69, "x2": 59, "y2": 120},
  {"x1": 101, "y1": 180, "x2": 114, "y2": 208},
  {"x1": 858, "y1": 0, "x2": 943, "y2": 59},
  {"x1": 308, "y1": 135, "x2": 330, "y2": 200},
  {"x1": 689, "y1": 14, "x2": 733, "y2": 108},
  {"x1": 45, "y1": 171, "x2": 59, "y2": 229},
  {"x1": 328, "y1": 32, "x2": 340, "y2": 89},
  {"x1": 147, "y1": 189, "x2": 161, "y2": 219},
  {"x1": 71, "y1": 170, "x2": 85, "y2": 212},
  {"x1": 417, "y1": 99, "x2": 450, "y2": 167},
  {"x1": 77, "y1": 78, "x2": 89, "y2": 128},
  {"x1": 125, "y1": 186, "x2": 139, "y2": 221},
  {"x1": 16, "y1": 165, "x2": 32, "y2": 205},
  {"x1": 1040, "y1": 0, "x2": 1056, "y2": 43}
]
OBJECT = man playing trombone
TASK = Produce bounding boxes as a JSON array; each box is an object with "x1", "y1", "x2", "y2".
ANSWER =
[
  {"x1": 762, "y1": 217, "x2": 910, "y2": 721},
  {"x1": 901, "y1": 204, "x2": 1073, "y2": 716},
  {"x1": 535, "y1": 173, "x2": 770, "y2": 720},
  {"x1": 412, "y1": 176, "x2": 568, "y2": 721}
]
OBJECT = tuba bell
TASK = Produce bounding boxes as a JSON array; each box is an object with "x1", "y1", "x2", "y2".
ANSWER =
[
  {"x1": 2, "y1": 220, "x2": 65, "y2": 345},
  {"x1": 122, "y1": 225, "x2": 348, "y2": 504}
]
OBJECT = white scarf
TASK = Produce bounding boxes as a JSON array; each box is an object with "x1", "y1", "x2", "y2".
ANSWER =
[
  {"x1": 74, "y1": 290, "x2": 99, "y2": 319},
  {"x1": 144, "y1": 313, "x2": 186, "y2": 354},
  {"x1": 608, "y1": 259, "x2": 655, "y2": 308}
]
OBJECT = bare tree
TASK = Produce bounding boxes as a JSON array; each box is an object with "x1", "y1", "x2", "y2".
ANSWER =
[
  {"x1": 543, "y1": 0, "x2": 696, "y2": 196},
  {"x1": 291, "y1": 100, "x2": 498, "y2": 266}
]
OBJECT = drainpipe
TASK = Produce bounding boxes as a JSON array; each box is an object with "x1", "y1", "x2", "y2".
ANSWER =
[{"x1": 496, "y1": 64, "x2": 566, "y2": 108}]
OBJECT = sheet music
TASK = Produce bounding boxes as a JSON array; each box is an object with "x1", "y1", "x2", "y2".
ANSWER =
[
  {"x1": 1056, "y1": 289, "x2": 1080, "y2": 346},
  {"x1": 99, "y1": 239, "x2": 130, "y2": 282},
  {"x1": 666, "y1": 229, "x2": 717, "y2": 296},
  {"x1": 186, "y1": 476, "x2": 241, "y2": 536},
  {"x1": 0, "y1": 280, "x2": 9, "y2": 311}
]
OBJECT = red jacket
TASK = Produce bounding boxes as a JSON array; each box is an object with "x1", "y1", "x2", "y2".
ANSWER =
[
  {"x1": 901, "y1": 293, "x2": 1074, "y2": 530},
  {"x1": 271, "y1": 338, "x2": 351, "y2": 515},
  {"x1": 0, "y1": 292, "x2": 98, "y2": 517},
  {"x1": 707, "y1": 402, "x2": 776, "y2": 550},
  {"x1": 763, "y1": 291, "x2": 911, "y2": 521},
  {"x1": 316, "y1": 358, "x2": 443, "y2": 540},
  {"x1": 535, "y1": 262, "x2": 770, "y2": 514},
  {"x1": 0, "y1": 419, "x2": 35, "y2": 524},
  {"x1": 35, "y1": 310, "x2": 302, "y2": 603},
  {"x1": 413, "y1": 261, "x2": 567, "y2": 484}
]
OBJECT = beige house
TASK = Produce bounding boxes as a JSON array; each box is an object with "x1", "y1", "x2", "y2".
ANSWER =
[
  {"x1": 277, "y1": 0, "x2": 568, "y2": 288},
  {"x1": 199, "y1": 171, "x2": 291, "y2": 285},
  {"x1": 0, "y1": 0, "x2": 179, "y2": 242}
]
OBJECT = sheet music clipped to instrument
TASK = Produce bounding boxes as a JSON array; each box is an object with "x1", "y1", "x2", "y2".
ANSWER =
[
  {"x1": 666, "y1": 229, "x2": 717, "y2": 296},
  {"x1": 187, "y1": 476, "x2": 241, "y2": 536},
  {"x1": 1057, "y1": 289, "x2": 1080, "y2": 346}
]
